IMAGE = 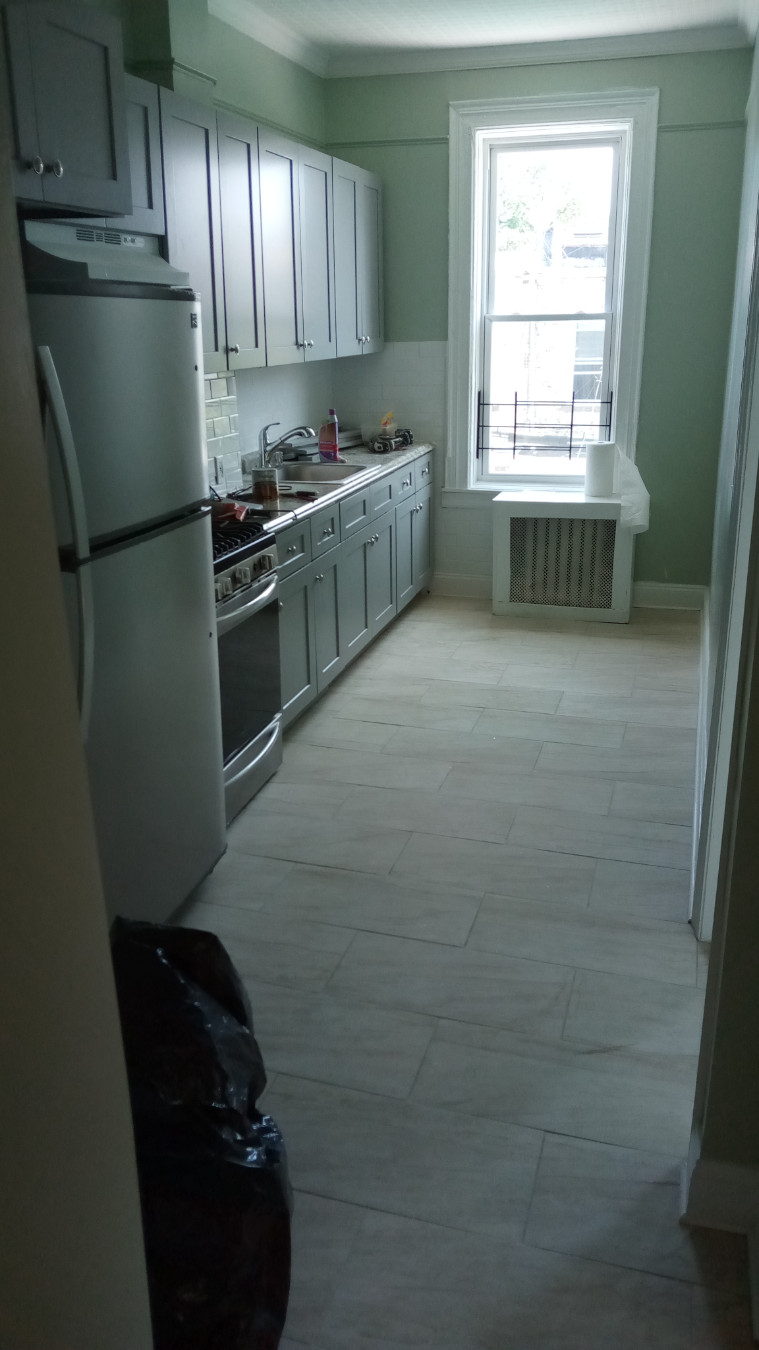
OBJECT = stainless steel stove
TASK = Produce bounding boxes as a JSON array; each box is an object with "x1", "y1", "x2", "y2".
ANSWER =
[{"x1": 211, "y1": 517, "x2": 282, "y2": 824}]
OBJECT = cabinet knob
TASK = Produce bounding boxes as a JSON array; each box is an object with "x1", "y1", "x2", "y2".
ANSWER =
[
  {"x1": 315, "y1": 573, "x2": 324, "y2": 582},
  {"x1": 306, "y1": 339, "x2": 314, "y2": 349},
  {"x1": 418, "y1": 502, "x2": 424, "y2": 512},
  {"x1": 27, "y1": 156, "x2": 44, "y2": 175},
  {"x1": 46, "y1": 159, "x2": 64, "y2": 178},
  {"x1": 287, "y1": 544, "x2": 297, "y2": 555},
  {"x1": 227, "y1": 343, "x2": 240, "y2": 355}
]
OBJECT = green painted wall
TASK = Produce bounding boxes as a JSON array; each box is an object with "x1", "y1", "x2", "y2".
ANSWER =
[
  {"x1": 207, "y1": 16, "x2": 325, "y2": 144},
  {"x1": 326, "y1": 51, "x2": 751, "y2": 585}
]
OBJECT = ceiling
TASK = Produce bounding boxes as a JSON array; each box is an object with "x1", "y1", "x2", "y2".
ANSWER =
[{"x1": 210, "y1": 0, "x2": 759, "y2": 77}]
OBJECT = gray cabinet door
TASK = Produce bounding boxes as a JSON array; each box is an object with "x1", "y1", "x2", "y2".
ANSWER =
[
  {"x1": 313, "y1": 553, "x2": 342, "y2": 690},
  {"x1": 396, "y1": 493, "x2": 416, "y2": 612},
  {"x1": 368, "y1": 512, "x2": 396, "y2": 634},
  {"x1": 259, "y1": 129, "x2": 302, "y2": 366},
  {"x1": 357, "y1": 170, "x2": 383, "y2": 354},
  {"x1": 413, "y1": 485, "x2": 433, "y2": 592},
  {"x1": 279, "y1": 562, "x2": 318, "y2": 727},
  {"x1": 299, "y1": 147, "x2": 336, "y2": 362},
  {"x1": 218, "y1": 112, "x2": 266, "y2": 371},
  {"x1": 333, "y1": 158, "x2": 361, "y2": 358},
  {"x1": 161, "y1": 90, "x2": 226, "y2": 373},
  {"x1": 108, "y1": 74, "x2": 164, "y2": 234},
  {"x1": 4, "y1": 3, "x2": 130, "y2": 214},
  {"x1": 338, "y1": 528, "x2": 371, "y2": 663}
]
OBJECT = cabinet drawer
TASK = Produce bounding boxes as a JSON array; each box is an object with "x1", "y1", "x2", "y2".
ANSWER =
[
  {"x1": 416, "y1": 454, "x2": 433, "y2": 490},
  {"x1": 393, "y1": 462, "x2": 416, "y2": 501},
  {"x1": 370, "y1": 472, "x2": 396, "y2": 519},
  {"x1": 277, "y1": 521, "x2": 312, "y2": 578},
  {"x1": 340, "y1": 488, "x2": 372, "y2": 540},
  {"x1": 311, "y1": 505, "x2": 340, "y2": 557}
]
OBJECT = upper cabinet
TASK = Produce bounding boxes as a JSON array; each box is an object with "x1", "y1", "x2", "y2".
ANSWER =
[
  {"x1": 3, "y1": 2, "x2": 131, "y2": 215},
  {"x1": 333, "y1": 159, "x2": 384, "y2": 358},
  {"x1": 259, "y1": 130, "x2": 336, "y2": 366},
  {"x1": 108, "y1": 74, "x2": 164, "y2": 235},
  {"x1": 160, "y1": 89, "x2": 226, "y2": 372},
  {"x1": 217, "y1": 112, "x2": 266, "y2": 371}
]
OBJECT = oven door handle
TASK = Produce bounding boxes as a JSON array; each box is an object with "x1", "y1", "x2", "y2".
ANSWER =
[
  {"x1": 225, "y1": 719, "x2": 281, "y2": 788},
  {"x1": 216, "y1": 573, "x2": 278, "y2": 637}
]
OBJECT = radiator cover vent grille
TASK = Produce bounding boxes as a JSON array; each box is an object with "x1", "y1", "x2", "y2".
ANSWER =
[{"x1": 509, "y1": 516, "x2": 616, "y2": 609}]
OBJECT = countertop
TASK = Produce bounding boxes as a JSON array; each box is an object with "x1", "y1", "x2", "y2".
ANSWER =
[{"x1": 230, "y1": 442, "x2": 435, "y2": 534}]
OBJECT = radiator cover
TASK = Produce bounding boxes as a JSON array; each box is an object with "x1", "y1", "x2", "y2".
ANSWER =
[{"x1": 493, "y1": 495, "x2": 633, "y2": 623}]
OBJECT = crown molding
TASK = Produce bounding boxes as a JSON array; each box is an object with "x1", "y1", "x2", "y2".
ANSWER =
[
  {"x1": 326, "y1": 24, "x2": 752, "y2": 79},
  {"x1": 208, "y1": 0, "x2": 329, "y2": 76}
]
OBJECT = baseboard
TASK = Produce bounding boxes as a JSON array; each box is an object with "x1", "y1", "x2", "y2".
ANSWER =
[
  {"x1": 431, "y1": 572, "x2": 491, "y2": 599},
  {"x1": 633, "y1": 581, "x2": 707, "y2": 609},
  {"x1": 681, "y1": 1155, "x2": 759, "y2": 1234},
  {"x1": 693, "y1": 590, "x2": 711, "y2": 887}
]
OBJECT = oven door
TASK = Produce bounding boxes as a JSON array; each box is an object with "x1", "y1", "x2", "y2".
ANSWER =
[{"x1": 216, "y1": 568, "x2": 283, "y2": 822}]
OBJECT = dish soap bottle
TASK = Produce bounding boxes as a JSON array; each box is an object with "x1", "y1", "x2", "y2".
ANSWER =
[{"x1": 319, "y1": 408, "x2": 339, "y2": 461}]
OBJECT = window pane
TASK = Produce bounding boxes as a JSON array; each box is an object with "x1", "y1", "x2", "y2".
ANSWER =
[
  {"x1": 484, "y1": 318, "x2": 610, "y2": 476},
  {"x1": 491, "y1": 144, "x2": 614, "y2": 316}
]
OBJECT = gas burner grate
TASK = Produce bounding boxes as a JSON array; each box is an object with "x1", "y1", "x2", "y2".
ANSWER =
[{"x1": 211, "y1": 518, "x2": 267, "y2": 562}]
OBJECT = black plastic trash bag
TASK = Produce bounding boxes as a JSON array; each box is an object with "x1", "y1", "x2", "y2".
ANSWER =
[{"x1": 111, "y1": 918, "x2": 292, "y2": 1350}]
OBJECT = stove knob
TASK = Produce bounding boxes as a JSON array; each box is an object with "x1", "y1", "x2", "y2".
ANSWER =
[
  {"x1": 235, "y1": 565, "x2": 252, "y2": 585},
  {"x1": 214, "y1": 580, "x2": 224, "y2": 603},
  {"x1": 221, "y1": 576, "x2": 233, "y2": 597}
]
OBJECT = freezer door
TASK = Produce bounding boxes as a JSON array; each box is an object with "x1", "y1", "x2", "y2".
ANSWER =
[
  {"x1": 27, "y1": 289, "x2": 206, "y2": 548},
  {"x1": 73, "y1": 511, "x2": 225, "y2": 922}
]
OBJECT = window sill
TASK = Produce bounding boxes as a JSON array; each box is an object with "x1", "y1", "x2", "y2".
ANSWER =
[{"x1": 441, "y1": 482, "x2": 622, "y2": 514}]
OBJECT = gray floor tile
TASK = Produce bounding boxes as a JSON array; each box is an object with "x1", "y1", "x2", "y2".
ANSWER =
[
  {"x1": 690, "y1": 1287, "x2": 755, "y2": 1348},
  {"x1": 328, "y1": 930, "x2": 574, "y2": 1035},
  {"x1": 509, "y1": 804, "x2": 693, "y2": 869},
  {"x1": 500, "y1": 662, "x2": 637, "y2": 695},
  {"x1": 382, "y1": 724, "x2": 543, "y2": 767},
  {"x1": 316, "y1": 1207, "x2": 699, "y2": 1350},
  {"x1": 393, "y1": 833, "x2": 596, "y2": 903},
  {"x1": 524, "y1": 1135, "x2": 748, "y2": 1290},
  {"x1": 334, "y1": 694, "x2": 482, "y2": 733},
  {"x1": 230, "y1": 808, "x2": 411, "y2": 874},
  {"x1": 276, "y1": 741, "x2": 453, "y2": 791},
  {"x1": 590, "y1": 857, "x2": 692, "y2": 921},
  {"x1": 368, "y1": 654, "x2": 505, "y2": 685},
  {"x1": 453, "y1": 637, "x2": 580, "y2": 669},
  {"x1": 289, "y1": 710, "x2": 398, "y2": 749},
  {"x1": 469, "y1": 894, "x2": 698, "y2": 985},
  {"x1": 177, "y1": 899, "x2": 354, "y2": 992},
  {"x1": 558, "y1": 688, "x2": 698, "y2": 728},
  {"x1": 248, "y1": 982, "x2": 435, "y2": 1098},
  {"x1": 473, "y1": 707, "x2": 626, "y2": 748},
  {"x1": 422, "y1": 678, "x2": 562, "y2": 713},
  {"x1": 267, "y1": 1074, "x2": 543, "y2": 1240},
  {"x1": 439, "y1": 763, "x2": 613, "y2": 814},
  {"x1": 535, "y1": 739, "x2": 696, "y2": 786},
  {"x1": 251, "y1": 780, "x2": 352, "y2": 819},
  {"x1": 563, "y1": 968, "x2": 705, "y2": 1054},
  {"x1": 256, "y1": 862, "x2": 482, "y2": 945},
  {"x1": 185, "y1": 846, "x2": 294, "y2": 911},
  {"x1": 610, "y1": 779, "x2": 695, "y2": 827},
  {"x1": 411, "y1": 1020, "x2": 697, "y2": 1155},
  {"x1": 283, "y1": 1192, "x2": 366, "y2": 1348},
  {"x1": 338, "y1": 783, "x2": 516, "y2": 843}
]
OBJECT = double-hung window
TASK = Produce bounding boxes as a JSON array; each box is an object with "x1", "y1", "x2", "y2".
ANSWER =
[{"x1": 447, "y1": 91, "x2": 659, "y2": 491}]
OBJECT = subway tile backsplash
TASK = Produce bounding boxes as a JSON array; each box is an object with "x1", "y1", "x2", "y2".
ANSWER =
[{"x1": 204, "y1": 372, "x2": 243, "y2": 492}]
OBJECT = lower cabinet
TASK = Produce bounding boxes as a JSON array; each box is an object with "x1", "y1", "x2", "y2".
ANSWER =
[
  {"x1": 279, "y1": 463, "x2": 429, "y2": 728},
  {"x1": 397, "y1": 484, "x2": 432, "y2": 612}
]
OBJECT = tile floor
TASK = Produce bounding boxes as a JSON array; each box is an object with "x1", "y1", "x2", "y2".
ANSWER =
[{"x1": 180, "y1": 596, "x2": 753, "y2": 1348}]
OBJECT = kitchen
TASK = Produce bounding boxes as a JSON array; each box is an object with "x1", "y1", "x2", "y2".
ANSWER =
[{"x1": 3, "y1": 0, "x2": 759, "y2": 1347}]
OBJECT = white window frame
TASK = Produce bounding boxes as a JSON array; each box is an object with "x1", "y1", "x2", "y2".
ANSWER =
[{"x1": 445, "y1": 90, "x2": 659, "y2": 495}]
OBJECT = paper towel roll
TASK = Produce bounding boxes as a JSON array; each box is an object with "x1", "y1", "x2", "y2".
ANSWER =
[{"x1": 584, "y1": 441, "x2": 616, "y2": 497}]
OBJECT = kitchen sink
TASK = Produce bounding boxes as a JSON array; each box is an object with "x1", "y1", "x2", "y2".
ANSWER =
[{"x1": 279, "y1": 462, "x2": 365, "y2": 482}]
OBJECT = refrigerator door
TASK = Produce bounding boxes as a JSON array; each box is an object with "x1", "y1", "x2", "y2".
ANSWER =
[
  {"x1": 66, "y1": 509, "x2": 226, "y2": 922},
  {"x1": 27, "y1": 287, "x2": 207, "y2": 550}
]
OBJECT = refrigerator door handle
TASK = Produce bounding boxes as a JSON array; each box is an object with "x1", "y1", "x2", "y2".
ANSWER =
[
  {"x1": 37, "y1": 345, "x2": 94, "y2": 738},
  {"x1": 36, "y1": 345, "x2": 90, "y2": 563},
  {"x1": 75, "y1": 563, "x2": 95, "y2": 742}
]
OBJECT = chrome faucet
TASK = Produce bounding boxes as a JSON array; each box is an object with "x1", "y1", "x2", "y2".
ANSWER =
[{"x1": 259, "y1": 422, "x2": 316, "y2": 466}]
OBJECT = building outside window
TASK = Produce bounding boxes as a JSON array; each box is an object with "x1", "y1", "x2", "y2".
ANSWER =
[{"x1": 446, "y1": 90, "x2": 659, "y2": 493}]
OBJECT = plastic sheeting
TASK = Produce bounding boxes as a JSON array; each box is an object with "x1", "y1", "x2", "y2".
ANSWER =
[{"x1": 111, "y1": 919, "x2": 292, "y2": 1350}]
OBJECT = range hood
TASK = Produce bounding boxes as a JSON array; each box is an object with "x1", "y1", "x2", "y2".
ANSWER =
[{"x1": 22, "y1": 219, "x2": 190, "y2": 287}]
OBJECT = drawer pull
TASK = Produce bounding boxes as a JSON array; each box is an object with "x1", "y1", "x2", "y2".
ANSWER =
[
  {"x1": 421, "y1": 465, "x2": 430, "y2": 476},
  {"x1": 321, "y1": 526, "x2": 334, "y2": 538},
  {"x1": 287, "y1": 544, "x2": 298, "y2": 554}
]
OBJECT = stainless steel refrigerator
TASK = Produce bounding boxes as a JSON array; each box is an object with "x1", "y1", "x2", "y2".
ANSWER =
[{"x1": 24, "y1": 221, "x2": 226, "y2": 923}]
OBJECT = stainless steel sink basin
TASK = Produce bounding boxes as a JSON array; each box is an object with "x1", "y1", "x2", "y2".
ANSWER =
[{"x1": 279, "y1": 462, "x2": 365, "y2": 482}]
